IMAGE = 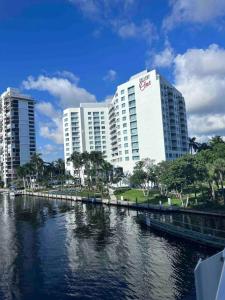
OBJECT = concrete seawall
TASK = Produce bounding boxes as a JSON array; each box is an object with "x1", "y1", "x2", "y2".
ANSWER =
[
  {"x1": 16, "y1": 191, "x2": 225, "y2": 218},
  {"x1": 20, "y1": 191, "x2": 178, "y2": 213}
]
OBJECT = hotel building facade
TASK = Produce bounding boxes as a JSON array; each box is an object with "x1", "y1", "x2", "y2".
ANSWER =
[
  {"x1": 0, "y1": 88, "x2": 36, "y2": 186},
  {"x1": 63, "y1": 69, "x2": 189, "y2": 174}
]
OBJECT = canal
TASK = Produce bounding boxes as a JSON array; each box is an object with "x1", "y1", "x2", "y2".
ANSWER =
[{"x1": 0, "y1": 194, "x2": 219, "y2": 300}]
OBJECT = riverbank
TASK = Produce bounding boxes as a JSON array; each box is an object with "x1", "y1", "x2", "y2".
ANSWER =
[{"x1": 17, "y1": 190, "x2": 225, "y2": 218}]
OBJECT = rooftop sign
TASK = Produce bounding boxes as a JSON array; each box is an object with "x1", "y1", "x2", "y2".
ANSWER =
[{"x1": 139, "y1": 74, "x2": 151, "y2": 91}]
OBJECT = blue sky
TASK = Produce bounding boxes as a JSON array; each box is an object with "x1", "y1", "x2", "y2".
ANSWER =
[{"x1": 1, "y1": 0, "x2": 225, "y2": 161}]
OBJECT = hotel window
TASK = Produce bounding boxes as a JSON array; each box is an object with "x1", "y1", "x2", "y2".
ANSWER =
[
  {"x1": 102, "y1": 136, "x2": 105, "y2": 139},
  {"x1": 123, "y1": 130, "x2": 127, "y2": 134},
  {"x1": 101, "y1": 121, "x2": 105, "y2": 124},
  {"x1": 129, "y1": 100, "x2": 136, "y2": 107},
  {"x1": 122, "y1": 116, "x2": 126, "y2": 121},
  {"x1": 124, "y1": 136, "x2": 128, "y2": 141},
  {"x1": 88, "y1": 117, "x2": 92, "y2": 120},
  {"x1": 131, "y1": 135, "x2": 138, "y2": 142},
  {"x1": 102, "y1": 126, "x2": 105, "y2": 129},
  {"x1": 90, "y1": 146, "x2": 94, "y2": 149},
  {"x1": 89, "y1": 126, "x2": 92, "y2": 130},
  {"x1": 132, "y1": 149, "x2": 139, "y2": 154},
  {"x1": 119, "y1": 151, "x2": 122, "y2": 155},
  {"x1": 121, "y1": 89, "x2": 124, "y2": 95},
  {"x1": 122, "y1": 103, "x2": 125, "y2": 108},
  {"x1": 64, "y1": 118, "x2": 68, "y2": 122},
  {"x1": 124, "y1": 143, "x2": 128, "y2": 148},
  {"x1": 93, "y1": 112, "x2": 99, "y2": 116},
  {"x1": 123, "y1": 123, "x2": 127, "y2": 128},
  {"x1": 132, "y1": 155, "x2": 140, "y2": 160},
  {"x1": 125, "y1": 157, "x2": 129, "y2": 161},
  {"x1": 128, "y1": 86, "x2": 135, "y2": 94},
  {"x1": 121, "y1": 96, "x2": 125, "y2": 101},
  {"x1": 128, "y1": 93, "x2": 135, "y2": 101},
  {"x1": 101, "y1": 116, "x2": 104, "y2": 119},
  {"x1": 101, "y1": 111, "x2": 104, "y2": 114},
  {"x1": 102, "y1": 131, "x2": 105, "y2": 134},
  {"x1": 130, "y1": 115, "x2": 136, "y2": 122},
  {"x1": 129, "y1": 107, "x2": 136, "y2": 115},
  {"x1": 122, "y1": 110, "x2": 126, "y2": 114},
  {"x1": 132, "y1": 142, "x2": 139, "y2": 148},
  {"x1": 64, "y1": 123, "x2": 68, "y2": 127},
  {"x1": 125, "y1": 150, "x2": 129, "y2": 154},
  {"x1": 131, "y1": 128, "x2": 137, "y2": 135},
  {"x1": 65, "y1": 128, "x2": 69, "y2": 132},
  {"x1": 88, "y1": 121, "x2": 92, "y2": 125},
  {"x1": 66, "y1": 138, "x2": 69, "y2": 141}
]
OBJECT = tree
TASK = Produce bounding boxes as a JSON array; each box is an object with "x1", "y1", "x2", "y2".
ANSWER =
[
  {"x1": 67, "y1": 151, "x2": 83, "y2": 186},
  {"x1": 30, "y1": 153, "x2": 44, "y2": 185}
]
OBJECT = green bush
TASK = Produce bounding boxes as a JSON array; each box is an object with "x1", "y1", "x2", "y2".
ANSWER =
[{"x1": 114, "y1": 187, "x2": 131, "y2": 195}]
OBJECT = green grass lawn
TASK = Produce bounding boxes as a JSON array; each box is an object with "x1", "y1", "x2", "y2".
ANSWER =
[{"x1": 114, "y1": 189, "x2": 182, "y2": 206}]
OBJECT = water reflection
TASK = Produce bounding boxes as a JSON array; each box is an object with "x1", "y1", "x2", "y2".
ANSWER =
[{"x1": 0, "y1": 195, "x2": 218, "y2": 300}]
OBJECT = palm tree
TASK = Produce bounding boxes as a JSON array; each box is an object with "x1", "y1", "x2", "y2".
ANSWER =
[
  {"x1": 89, "y1": 151, "x2": 105, "y2": 188},
  {"x1": 189, "y1": 137, "x2": 199, "y2": 154},
  {"x1": 54, "y1": 158, "x2": 65, "y2": 189},
  {"x1": 30, "y1": 153, "x2": 44, "y2": 185},
  {"x1": 67, "y1": 151, "x2": 83, "y2": 187},
  {"x1": 81, "y1": 151, "x2": 91, "y2": 189},
  {"x1": 213, "y1": 158, "x2": 225, "y2": 204}
]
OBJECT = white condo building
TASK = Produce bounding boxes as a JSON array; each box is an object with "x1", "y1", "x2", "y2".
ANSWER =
[
  {"x1": 0, "y1": 88, "x2": 36, "y2": 187},
  {"x1": 63, "y1": 69, "x2": 188, "y2": 174},
  {"x1": 63, "y1": 103, "x2": 111, "y2": 176}
]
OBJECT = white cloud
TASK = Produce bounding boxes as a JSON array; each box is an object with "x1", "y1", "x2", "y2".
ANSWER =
[
  {"x1": 36, "y1": 102, "x2": 63, "y2": 144},
  {"x1": 39, "y1": 144, "x2": 64, "y2": 161},
  {"x1": 55, "y1": 70, "x2": 79, "y2": 83},
  {"x1": 69, "y1": 0, "x2": 136, "y2": 22},
  {"x1": 171, "y1": 43, "x2": 225, "y2": 138},
  {"x1": 174, "y1": 44, "x2": 225, "y2": 114},
  {"x1": 22, "y1": 74, "x2": 96, "y2": 109},
  {"x1": 23, "y1": 72, "x2": 97, "y2": 145},
  {"x1": 116, "y1": 20, "x2": 156, "y2": 42},
  {"x1": 68, "y1": 0, "x2": 157, "y2": 42},
  {"x1": 163, "y1": 0, "x2": 225, "y2": 30},
  {"x1": 151, "y1": 43, "x2": 175, "y2": 68},
  {"x1": 103, "y1": 69, "x2": 117, "y2": 82},
  {"x1": 188, "y1": 114, "x2": 225, "y2": 136}
]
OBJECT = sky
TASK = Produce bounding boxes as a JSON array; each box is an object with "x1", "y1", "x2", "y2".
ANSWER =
[{"x1": 0, "y1": 0, "x2": 225, "y2": 161}]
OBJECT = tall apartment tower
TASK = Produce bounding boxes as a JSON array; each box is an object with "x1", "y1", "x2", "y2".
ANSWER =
[
  {"x1": 0, "y1": 88, "x2": 36, "y2": 186},
  {"x1": 63, "y1": 69, "x2": 189, "y2": 175},
  {"x1": 63, "y1": 103, "x2": 110, "y2": 176}
]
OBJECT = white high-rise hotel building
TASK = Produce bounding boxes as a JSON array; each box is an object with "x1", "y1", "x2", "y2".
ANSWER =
[{"x1": 63, "y1": 70, "x2": 188, "y2": 174}]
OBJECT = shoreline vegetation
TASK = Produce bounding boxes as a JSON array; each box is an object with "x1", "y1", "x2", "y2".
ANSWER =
[{"x1": 13, "y1": 136, "x2": 225, "y2": 215}]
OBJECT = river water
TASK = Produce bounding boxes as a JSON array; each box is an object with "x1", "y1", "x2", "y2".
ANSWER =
[{"x1": 0, "y1": 195, "x2": 219, "y2": 300}]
